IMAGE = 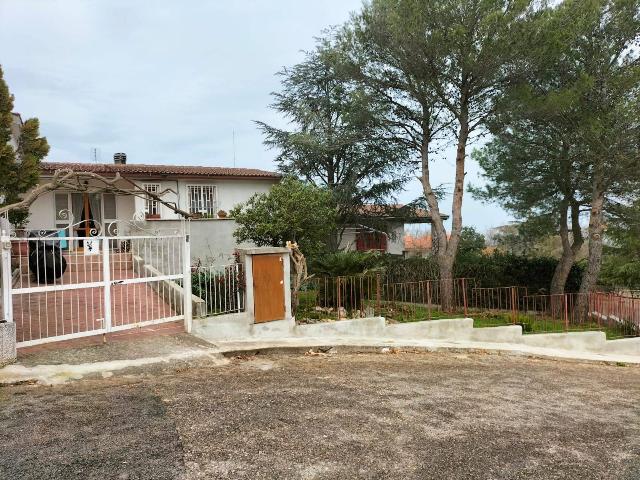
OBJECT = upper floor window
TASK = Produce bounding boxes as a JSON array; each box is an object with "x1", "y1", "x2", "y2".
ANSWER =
[
  {"x1": 143, "y1": 183, "x2": 160, "y2": 217},
  {"x1": 188, "y1": 185, "x2": 217, "y2": 217}
]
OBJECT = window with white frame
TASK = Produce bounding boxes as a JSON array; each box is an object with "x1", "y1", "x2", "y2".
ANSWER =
[
  {"x1": 143, "y1": 183, "x2": 160, "y2": 217},
  {"x1": 188, "y1": 185, "x2": 217, "y2": 217}
]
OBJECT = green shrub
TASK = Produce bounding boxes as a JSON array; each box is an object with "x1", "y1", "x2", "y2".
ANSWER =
[{"x1": 310, "y1": 250, "x2": 385, "y2": 277}]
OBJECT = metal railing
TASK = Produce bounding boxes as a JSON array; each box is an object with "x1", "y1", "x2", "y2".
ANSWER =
[
  {"x1": 191, "y1": 263, "x2": 244, "y2": 316},
  {"x1": 296, "y1": 275, "x2": 472, "y2": 323},
  {"x1": 294, "y1": 276, "x2": 640, "y2": 339}
]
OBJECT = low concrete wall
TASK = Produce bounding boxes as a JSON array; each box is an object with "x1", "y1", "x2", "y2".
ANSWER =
[
  {"x1": 520, "y1": 331, "x2": 606, "y2": 352},
  {"x1": 294, "y1": 317, "x2": 386, "y2": 338},
  {"x1": 132, "y1": 255, "x2": 206, "y2": 318},
  {"x1": 251, "y1": 319, "x2": 295, "y2": 338},
  {"x1": 599, "y1": 337, "x2": 640, "y2": 356},
  {"x1": 0, "y1": 322, "x2": 16, "y2": 366},
  {"x1": 190, "y1": 313, "x2": 640, "y2": 359},
  {"x1": 192, "y1": 312, "x2": 252, "y2": 341},
  {"x1": 465, "y1": 325, "x2": 523, "y2": 343},
  {"x1": 385, "y1": 318, "x2": 473, "y2": 339}
]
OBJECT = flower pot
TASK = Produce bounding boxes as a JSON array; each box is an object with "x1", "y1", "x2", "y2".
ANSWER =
[{"x1": 11, "y1": 240, "x2": 28, "y2": 257}]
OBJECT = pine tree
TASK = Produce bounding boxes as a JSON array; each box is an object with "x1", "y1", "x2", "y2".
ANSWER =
[{"x1": 0, "y1": 65, "x2": 50, "y2": 227}]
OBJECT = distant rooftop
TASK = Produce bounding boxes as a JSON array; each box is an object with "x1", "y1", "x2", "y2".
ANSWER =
[
  {"x1": 359, "y1": 203, "x2": 448, "y2": 223},
  {"x1": 40, "y1": 161, "x2": 281, "y2": 180}
]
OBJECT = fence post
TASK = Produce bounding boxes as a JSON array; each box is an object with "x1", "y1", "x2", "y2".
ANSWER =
[
  {"x1": 1, "y1": 232, "x2": 13, "y2": 323},
  {"x1": 183, "y1": 227, "x2": 193, "y2": 333},
  {"x1": 102, "y1": 236, "x2": 112, "y2": 334},
  {"x1": 376, "y1": 274, "x2": 381, "y2": 316},
  {"x1": 564, "y1": 294, "x2": 569, "y2": 332},
  {"x1": 236, "y1": 263, "x2": 242, "y2": 313},
  {"x1": 511, "y1": 287, "x2": 517, "y2": 324},
  {"x1": 336, "y1": 277, "x2": 342, "y2": 320},
  {"x1": 462, "y1": 278, "x2": 468, "y2": 317}
]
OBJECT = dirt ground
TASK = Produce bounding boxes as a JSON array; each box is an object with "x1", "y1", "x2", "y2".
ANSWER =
[{"x1": 1, "y1": 351, "x2": 639, "y2": 480}]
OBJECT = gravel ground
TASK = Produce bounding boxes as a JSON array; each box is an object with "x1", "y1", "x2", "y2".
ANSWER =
[{"x1": 1, "y1": 351, "x2": 639, "y2": 479}]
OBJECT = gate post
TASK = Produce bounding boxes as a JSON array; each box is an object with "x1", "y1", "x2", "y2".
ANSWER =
[
  {"x1": 102, "y1": 236, "x2": 112, "y2": 333},
  {"x1": 1, "y1": 230, "x2": 17, "y2": 365},
  {"x1": 1, "y1": 232, "x2": 13, "y2": 323},
  {"x1": 182, "y1": 229, "x2": 193, "y2": 333}
]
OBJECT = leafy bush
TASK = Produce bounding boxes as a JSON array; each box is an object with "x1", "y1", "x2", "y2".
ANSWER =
[
  {"x1": 310, "y1": 250, "x2": 384, "y2": 277},
  {"x1": 381, "y1": 251, "x2": 584, "y2": 293}
]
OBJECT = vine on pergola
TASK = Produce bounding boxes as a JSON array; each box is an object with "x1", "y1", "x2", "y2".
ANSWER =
[{"x1": 0, "y1": 169, "x2": 194, "y2": 220}]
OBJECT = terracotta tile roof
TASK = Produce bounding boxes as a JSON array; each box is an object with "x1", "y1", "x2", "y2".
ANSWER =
[
  {"x1": 358, "y1": 203, "x2": 448, "y2": 222},
  {"x1": 40, "y1": 162, "x2": 281, "y2": 179}
]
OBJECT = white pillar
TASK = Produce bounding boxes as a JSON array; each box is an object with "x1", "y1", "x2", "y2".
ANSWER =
[
  {"x1": 1, "y1": 232, "x2": 14, "y2": 323},
  {"x1": 182, "y1": 223, "x2": 193, "y2": 333},
  {"x1": 102, "y1": 237, "x2": 112, "y2": 333}
]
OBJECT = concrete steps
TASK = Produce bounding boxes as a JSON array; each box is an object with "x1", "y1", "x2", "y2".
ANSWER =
[{"x1": 65, "y1": 252, "x2": 133, "y2": 272}]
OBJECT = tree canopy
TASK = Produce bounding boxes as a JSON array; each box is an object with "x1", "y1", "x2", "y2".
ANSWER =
[
  {"x1": 335, "y1": 0, "x2": 537, "y2": 307},
  {"x1": 0, "y1": 65, "x2": 49, "y2": 227},
  {"x1": 256, "y1": 40, "x2": 411, "y2": 246},
  {"x1": 230, "y1": 177, "x2": 336, "y2": 257}
]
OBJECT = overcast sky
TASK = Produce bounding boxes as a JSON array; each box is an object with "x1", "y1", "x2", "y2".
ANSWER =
[{"x1": 0, "y1": 0, "x2": 513, "y2": 233}]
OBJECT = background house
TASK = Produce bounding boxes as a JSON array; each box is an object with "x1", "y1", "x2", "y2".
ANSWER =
[
  {"x1": 339, "y1": 204, "x2": 446, "y2": 256},
  {"x1": 25, "y1": 155, "x2": 281, "y2": 265}
]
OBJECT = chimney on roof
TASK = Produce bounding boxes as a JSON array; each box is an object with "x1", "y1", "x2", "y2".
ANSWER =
[{"x1": 113, "y1": 152, "x2": 127, "y2": 165}]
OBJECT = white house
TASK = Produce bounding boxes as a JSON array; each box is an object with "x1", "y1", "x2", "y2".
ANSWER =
[
  {"x1": 339, "y1": 204, "x2": 445, "y2": 257},
  {"x1": 24, "y1": 156, "x2": 281, "y2": 265}
]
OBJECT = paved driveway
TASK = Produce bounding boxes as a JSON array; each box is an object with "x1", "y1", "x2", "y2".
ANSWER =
[{"x1": 1, "y1": 352, "x2": 639, "y2": 479}]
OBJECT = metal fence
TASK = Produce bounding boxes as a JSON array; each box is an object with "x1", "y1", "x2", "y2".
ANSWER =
[
  {"x1": 191, "y1": 263, "x2": 244, "y2": 316},
  {"x1": 295, "y1": 276, "x2": 640, "y2": 339},
  {"x1": 296, "y1": 276, "x2": 472, "y2": 323},
  {"x1": 3, "y1": 230, "x2": 189, "y2": 347}
]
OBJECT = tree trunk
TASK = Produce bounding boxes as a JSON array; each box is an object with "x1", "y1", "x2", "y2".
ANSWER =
[
  {"x1": 550, "y1": 201, "x2": 584, "y2": 295},
  {"x1": 419, "y1": 103, "x2": 469, "y2": 311},
  {"x1": 437, "y1": 256, "x2": 455, "y2": 312},
  {"x1": 576, "y1": 169, "x2": 606, "y2": 321}
]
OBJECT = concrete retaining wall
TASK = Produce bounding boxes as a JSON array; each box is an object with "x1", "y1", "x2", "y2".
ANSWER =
[
  {"x1": 294, "y1": 317, "x2": 386, "y2": 338},
  {"x1": 598, "y1": 337, "x2": 640, "y2": 356},
  {"x1": 192, "y1": 312, "x2": 252, "y2": 341},
  {"x1": 385, "y1": 318, "x2": 473, "y2": 339},
  {"x1": 464, "y1": 325, "x2": 523, "y2": 343},
  {"x1": 0, "y1": 322, "x2": 16, "y2": 366},
  {"x1": 191, "y1": 314, "x2": 640, "y2": 358},
  {"x1": 520, "y1": 331, "x2": 606, "y2": 352},
  {"x1": 251, "y1": 319, "x2": 295, "y2": 338}
]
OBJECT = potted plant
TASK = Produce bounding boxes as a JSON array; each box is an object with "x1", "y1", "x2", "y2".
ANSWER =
[
  {"x1": 9, "y1": 208, "x2": 30, "y2": 258},
  {"x1": 217, "y1": 209, "x2": 228, "y2": 218}
]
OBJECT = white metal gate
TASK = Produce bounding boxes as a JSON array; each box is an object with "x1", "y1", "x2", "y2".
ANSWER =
[{"x1": 1, "y1": 221, "x2": 192, "y2": 348}]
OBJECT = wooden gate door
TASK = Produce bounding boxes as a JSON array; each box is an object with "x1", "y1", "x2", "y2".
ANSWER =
[{"x1": 252, "y1": 254, "x2": 285, "y2": 323}]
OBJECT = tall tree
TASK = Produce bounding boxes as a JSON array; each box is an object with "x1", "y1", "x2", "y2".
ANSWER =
[
  {"x1": 564, "y1": 0, "x2": 640, "y2": 297},
  {"x1": 256, "y1": 39, "x2": 411, "y2": 248},
  {"x1": 472, "y1": 103, "x2": 590, "y2": 294},
  {"x1": 0, "y1": 65, "x2": 49, "y2": 227},
  {"x1": 341, "y1": 0, "x2": 536, "y2": 308},
  {"x1": 473, "y1": 0, "x2": 640, "y2": 296}
]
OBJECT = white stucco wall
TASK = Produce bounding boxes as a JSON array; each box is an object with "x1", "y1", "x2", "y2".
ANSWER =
[
  {"x1": 140, "y1": 218, "x2": 257, "y2": 266},
  {"x1": 131, "y1": 177, "x2": 276, "y2": 220}
]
